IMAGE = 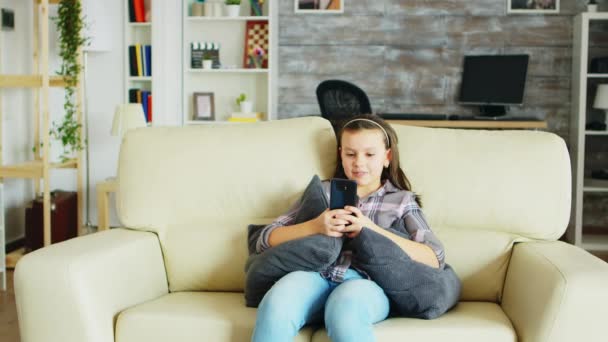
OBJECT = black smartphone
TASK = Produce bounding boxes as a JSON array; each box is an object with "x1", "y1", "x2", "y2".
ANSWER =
[{"x1": 329, "y1": 178, "x2": 358, "y2": 210}]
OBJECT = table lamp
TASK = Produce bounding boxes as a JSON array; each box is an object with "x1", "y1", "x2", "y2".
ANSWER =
[
  {"x1": 593, "y1": 84, "x2": 608, "y2": 127},
  {"x1": 111, "y1": 104, "x2": 147, "y2": 140}
]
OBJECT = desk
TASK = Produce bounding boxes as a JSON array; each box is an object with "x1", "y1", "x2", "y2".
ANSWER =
[
  {"x1": 385, "y1": 120, "x2": 547, "y2": 129},
  {"x1": 97, "y1": 177, "x2": 117, "y2": 231}
]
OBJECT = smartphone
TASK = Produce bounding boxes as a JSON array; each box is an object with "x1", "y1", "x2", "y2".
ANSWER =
[{"x1": 329, "y1": 178, "x2": 358, "y2": 210}]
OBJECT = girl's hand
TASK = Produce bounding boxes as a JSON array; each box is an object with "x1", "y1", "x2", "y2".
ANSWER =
[
  {"x1": 337, "y1": 206, "x2": 375, "y2": 238},
  {"x1": 314, "y1": 209, "x2": 351, "y2": 237}
]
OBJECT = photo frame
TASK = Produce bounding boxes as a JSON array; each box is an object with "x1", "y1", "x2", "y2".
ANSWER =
[
  {"x1": 507, "y1": 0, "x2": 559, "y2": 14},
  {"x1": 192, "y1": 92, "x2": 215, "y2": 121},
  {"x1": 295, "y1": 0, "x2": 343, "y2": 14}
]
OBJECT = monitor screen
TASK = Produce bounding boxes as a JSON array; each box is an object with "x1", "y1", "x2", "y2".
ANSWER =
[{"x1": 458, "y1": 55, "x2": 529, "y2": 106}]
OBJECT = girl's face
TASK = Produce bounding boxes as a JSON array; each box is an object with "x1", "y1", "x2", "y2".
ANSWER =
[{"x1": 340, "y1": 129, "x2": 391, "y2": 197}]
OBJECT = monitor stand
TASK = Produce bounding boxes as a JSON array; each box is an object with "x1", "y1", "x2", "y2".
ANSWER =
[{"x1": 477, "y1": 105, "x2": 507, "y2": 118}]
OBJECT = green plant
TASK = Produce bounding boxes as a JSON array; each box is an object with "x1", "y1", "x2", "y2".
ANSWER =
[
  {"x1": 49, "y1": 0, "x2": 88, "y2": 161},
  {"x1": 226, "y1": 0, "x2": 241, "y2": 5},
  {"x1": 236, "y1": 93, "x2": 247, "y2": 106}
]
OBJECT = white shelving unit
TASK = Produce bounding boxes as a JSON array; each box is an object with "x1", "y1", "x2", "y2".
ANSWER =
[
  {"x1": 124, "y1": 0, "x2": 153, "y2": 122},
  {"x1": 569, "y1": 12, "x2": 608, "y2": 251},
  {"x1": 181, "y1": 0, "x2": 277, "y2": 125}
]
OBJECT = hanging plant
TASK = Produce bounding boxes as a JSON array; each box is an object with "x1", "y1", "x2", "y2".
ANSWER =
[{"x1": 51, "y1": 0, "x2": 88, "y2": 161}]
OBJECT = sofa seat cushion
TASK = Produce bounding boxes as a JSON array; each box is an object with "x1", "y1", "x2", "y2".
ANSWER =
[
  {"x1": 115, "y1": 292, "x2": 314, "y2": 342},
  {"x1": 311, "y1": 302, "x2": 516, "y2": 342}
]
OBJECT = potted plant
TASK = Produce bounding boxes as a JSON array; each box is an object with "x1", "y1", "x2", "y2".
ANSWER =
[
  {"x1": 47, "y1": 0, "x2": 87, "y2": 161},
  {"x1": 225, "y1": 0, "x2": 241, "y2": 17},
  {"x1": 202, "y1": 50, "x2": 214, "y2": 70},
  {"x1": 236, "y1": 93, "x2": 253, "y2": 113}
]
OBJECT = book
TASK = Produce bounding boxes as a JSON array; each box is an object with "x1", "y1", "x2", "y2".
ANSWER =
[
  {"x1": 133, "y1": 0, "x2": 145, "y2": 22},
  {"x1": 228, "y1": 117, "x2": 259, "y2": 123},
  {"x1": 135, "y1": 44, "x2": 143, "y2": 76},
  {"x1": 147, "y1": 93, "x2": 152, "y2": 123},
  {"x1": 145, "y1": 45, "x2": 152, "y2": 76},
  {"x1": 231, "y1": 112, "x2": 264, "y2": 119},
  {"x1": 128, "y1": 0, "x2": 136, "y2": 22}
]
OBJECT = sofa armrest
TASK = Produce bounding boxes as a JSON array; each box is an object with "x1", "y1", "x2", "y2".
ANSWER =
[
  {"x1": 501, "y1": 241, "x2": 608, "y2": 342},
  {"x1": 14, "y1": 228, "x2": 169, "y2": 342}
]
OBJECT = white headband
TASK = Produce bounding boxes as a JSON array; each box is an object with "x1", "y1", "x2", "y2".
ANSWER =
[{"x1": 343, "y1": 118, "x2": 390, "y2": 147}]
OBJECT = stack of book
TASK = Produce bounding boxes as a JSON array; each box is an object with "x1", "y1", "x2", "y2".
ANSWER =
[
  {"x1": 128, "y1": 0, "x2": 150, "y2": 23},
  {"x1": 228, "y1": 112, "x2": 264, "y2": 123},
  {"x1": 129, "y1": 44, "x2": 152, "y2": 77},
  {"x1": 128, "y1": 88, "x2": 153, "y2": 124}
]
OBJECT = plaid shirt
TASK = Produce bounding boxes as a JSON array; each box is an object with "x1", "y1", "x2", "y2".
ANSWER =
[{"x1": 256, "y1": 180, "x2": 445, "y2": 283}]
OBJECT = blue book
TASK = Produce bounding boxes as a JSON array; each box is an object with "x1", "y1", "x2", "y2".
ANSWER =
[
  {"x1": 141, "y1": 91, "x2": 149, "y2": 122},
  {"x1": 145, "y1": 45, "x2": 152, "y2": 76}
]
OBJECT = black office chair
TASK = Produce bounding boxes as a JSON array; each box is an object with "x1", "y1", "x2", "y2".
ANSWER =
[{"x1": 316, "y1": 80, "x2": 373, "y2": 131}]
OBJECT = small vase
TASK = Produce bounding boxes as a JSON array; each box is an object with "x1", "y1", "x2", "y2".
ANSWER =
[
  {"x1": 249, "y1": 55, "x2": 263, "y2": 69},
  {"x1": 203, "y1": 59, "x2": 213, "y2": 70},
  {"x1": 588, "y1": 3, "x2": 598, "y2": 12},
  {"x1": 240, "y1": 101, "x2": 253, "y2": 113},
  {"x1": 225, "y1": 4, "x2": 240, "y2": 17}
]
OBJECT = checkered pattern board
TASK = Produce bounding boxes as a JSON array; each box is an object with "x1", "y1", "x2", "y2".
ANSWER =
[{"x1": 243, "y1": 20, "x2": 269, "y2": 68}]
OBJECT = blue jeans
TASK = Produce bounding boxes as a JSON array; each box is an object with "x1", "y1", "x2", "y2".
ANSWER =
[{"x1": 251, "y1": 269, "x2": 390, "y2": 342}]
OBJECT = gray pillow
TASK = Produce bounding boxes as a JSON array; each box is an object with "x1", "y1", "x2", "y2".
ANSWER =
[
  {"x1": 349, "y1": 227, "x2": 461, "y2": 319},
  {"x1": 244, "y1": 175, "x2": 343, "y2": 307}
]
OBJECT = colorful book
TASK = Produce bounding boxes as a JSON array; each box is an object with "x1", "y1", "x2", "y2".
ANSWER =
[
  {"x1": 135, "y1": 44, "x2": 143, "y2": 76},
  {"x1": 145, "y1": 45, "x2": 152, "y2": 76}
]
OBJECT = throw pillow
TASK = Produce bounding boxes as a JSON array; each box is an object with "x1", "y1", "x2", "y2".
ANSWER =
[
  {"x1": 349, "y1": 227, "x2": 461, "y2": 319},
  {"x1": 244, "y1": 175, "x2": 343, "y2": 307}
]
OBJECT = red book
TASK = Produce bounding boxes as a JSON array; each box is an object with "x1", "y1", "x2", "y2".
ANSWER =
[
  {"x1": 147, "y1": 93, "x2": 152, "y2": 123},
  {"x1": 134, "y1": 0, "x2": 145, "y2": 22}
]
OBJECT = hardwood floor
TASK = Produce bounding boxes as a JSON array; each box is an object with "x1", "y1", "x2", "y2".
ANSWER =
[{"x1": 0, "y1": 270, "x2": 20, "y2": 342}]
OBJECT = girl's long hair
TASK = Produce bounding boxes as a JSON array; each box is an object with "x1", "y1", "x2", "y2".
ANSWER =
[{"x1": 333, "y1": 114, "x2": 422, "y2": 207}]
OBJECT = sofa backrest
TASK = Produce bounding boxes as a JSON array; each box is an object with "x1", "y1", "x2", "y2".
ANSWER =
[
  {"x1": 116, "y1": 118, "x2": 571, "y2": 302},
  {"x1": 117, "y1": 117, "x2": 337, "y2": 292},
  {"x1": 392, "y1": 124, "x2": 571, "y2": 240},
  {"x1": 392, "y1": 124, "x2": 571, "y2": 302}
]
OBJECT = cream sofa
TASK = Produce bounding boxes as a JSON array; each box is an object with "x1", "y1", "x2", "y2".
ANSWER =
[{"x1": 14, "y1": 117, "x2": 608, "y2": 342}]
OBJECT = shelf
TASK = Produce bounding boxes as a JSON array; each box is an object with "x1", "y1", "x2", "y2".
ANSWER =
[
  {"x1": 583, "y1": 178, "x2": 608, "y2": 192},
  {"x1": 587, "y1": 73, "x2": 608, "y2": 78},
  {"x1": 0, "y1": 159, "x2": 78, "y2": 179},
  {"x1": 585, "y1": 130, "x2": 608, "y2": 135},
  {"x1": 188, "y1": 68, "x2": 268, "y2": 73},
  {"x1": 187, "y1": 16, "x2": 269, "y2": 22},
  {"x1": 128, "y1": 76, "x2": 152, "y2": 81},
  {"x1": 185, "y1": 120, "x2": 263, "y2": 125},
  {"x1": 127, "y1": 22, "x2": 151, "y2": 27},
  {"x1": 385, "y1": 120, "x2": 547, "y2": 129},
  {"x1": 0, "y1": 75, "x2": 73, "y2": 88},
  {"x1": 581, "y1": 234, "x2": 608, "y2": 251}
]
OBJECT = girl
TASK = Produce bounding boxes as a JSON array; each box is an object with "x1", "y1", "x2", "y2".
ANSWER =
[{"x1": 252, "y1": 114, "x2": 445, "y2": 342}]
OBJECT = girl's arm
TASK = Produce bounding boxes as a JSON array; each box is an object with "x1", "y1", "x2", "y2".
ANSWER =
[
  {"x1": 365, "y1": 224, "x2": 439, "y2": 268},
  {"x1": 339, "y1": 205, "x2": 442, "y2": 269},
  {"x1": 268, "y1": 209, "x2": 352, "y2": 246}
]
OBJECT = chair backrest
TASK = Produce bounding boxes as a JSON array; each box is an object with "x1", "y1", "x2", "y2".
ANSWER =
[{"x1": 316, "y1": 80, "x2": 372, "y2": 121}]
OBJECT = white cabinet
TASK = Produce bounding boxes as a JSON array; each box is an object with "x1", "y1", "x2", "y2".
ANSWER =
[
  {"x1": 569, "y1": 12, "x2": 608, "y2": 251},
  {"x1": 181, "y1": 0, "x2": 277, "y2": 124}
]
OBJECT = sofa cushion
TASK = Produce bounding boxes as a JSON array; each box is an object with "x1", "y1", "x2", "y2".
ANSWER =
[
  {"x1": 115, "y1": 292, "x2": 314, "y2": 342},
  {"x1": 310, "y1": 302, "x2": 516, "y2": 342},
  {"x1": 392, "y1": 124, "x2": 571, "y2": 241},
  {"x1": 115, "y1": 293, "x2": 515, "y2": 342},
  {"x1": 244, "y1": 175, "x2": 343, "y2": 307}
]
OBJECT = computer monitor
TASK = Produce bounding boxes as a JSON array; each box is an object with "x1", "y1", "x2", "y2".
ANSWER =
[{"x1": 458, "y1": 54, "x2": 529, "y2": 117}]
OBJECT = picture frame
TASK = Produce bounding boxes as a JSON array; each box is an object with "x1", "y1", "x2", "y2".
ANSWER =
[
  {"x1": 192, "y1": 92, "x2": 215, "y2": 121},
  {"x1": 507, "y1": 0, "x2": 559, "y2": 14},
  {"x1": 295, "y1": 0, "x2": 344, "y2": 14}
]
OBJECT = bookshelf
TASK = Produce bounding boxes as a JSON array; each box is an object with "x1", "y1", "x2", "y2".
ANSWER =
[
  {"x1": 125, "y1": 0, "x2": 153, "y2": 124},
  {"x1": 0, "y1": 0, "x2": 84, "y2": 289},
  {"x1": 181, "y1": 0, "x2": 277, "y2": 124},
  {"x1": 569, "y1": 12, "x2": 608, "y2": 251}
]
